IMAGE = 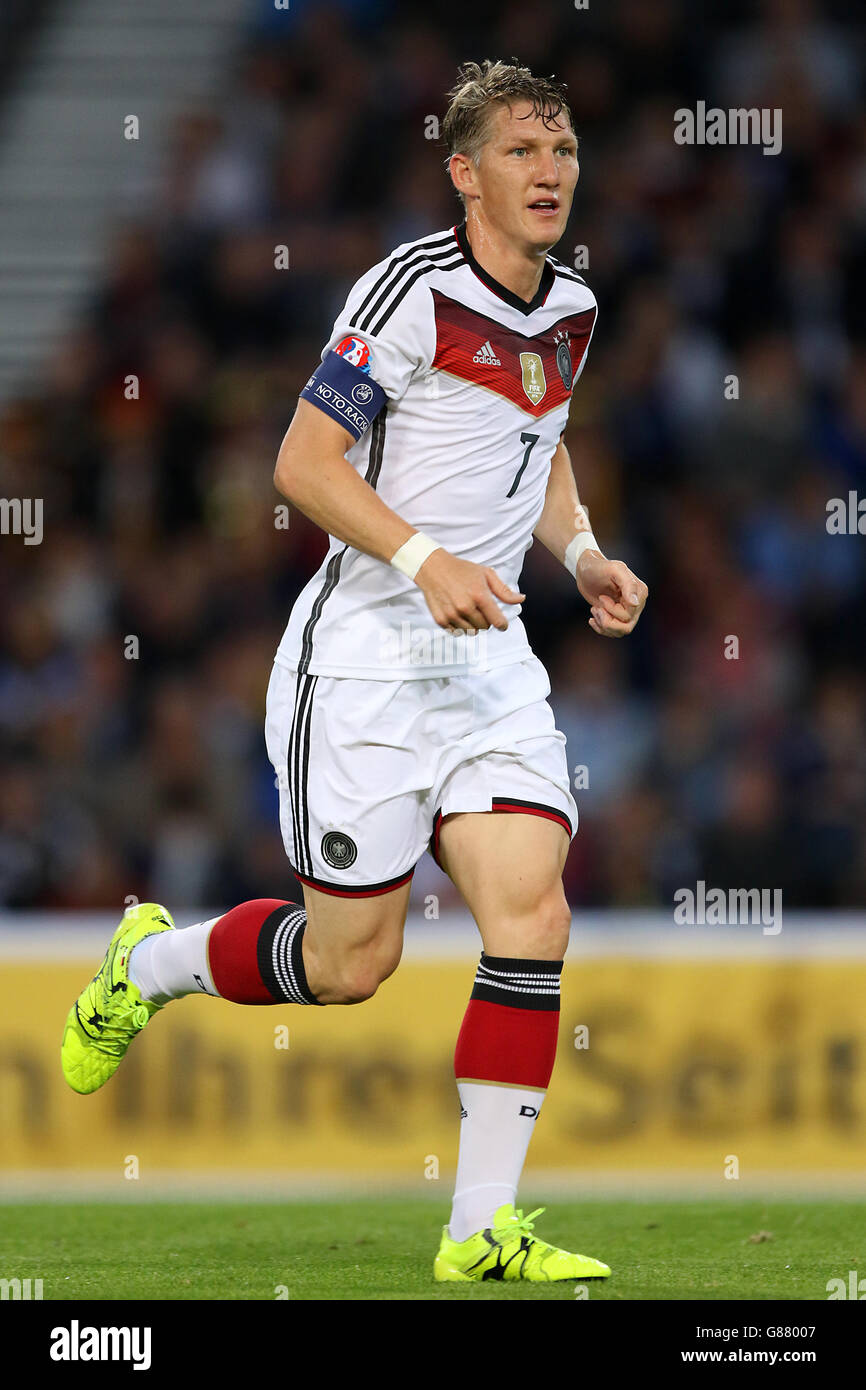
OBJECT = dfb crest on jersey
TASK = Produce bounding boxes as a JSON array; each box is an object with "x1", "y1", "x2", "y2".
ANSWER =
[
  {"x1": 519, "y1": 352, "x2": 546, "y2": 405},
  {"x1": 321, "y1": 830, "x2": 357, "y2": 870},
  {"x1": 555, "y1": 330, "x2": 572, "y2": 388},
  {"x1": 334, "y1": 335, "x2": 372, "y2": 374}
]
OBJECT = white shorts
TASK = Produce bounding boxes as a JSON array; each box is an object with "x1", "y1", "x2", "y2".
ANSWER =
[{"x1": 264, "y1": 655, "x2": 578, "y2": 897}]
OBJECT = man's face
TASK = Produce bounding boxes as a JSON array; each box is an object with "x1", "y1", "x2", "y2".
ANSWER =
[{"x1": 457, "y1": 99, "x2": 579, "y2": 252}]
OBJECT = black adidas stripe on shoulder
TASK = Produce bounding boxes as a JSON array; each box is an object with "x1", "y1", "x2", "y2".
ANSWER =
[
  {"x1": 351, "y1": 229, "x2": 454, "y2": 324},
  {"x1": 352, "y1": 234, "x2": 462, "y2": 335},
  {"x1": 549, "y1": 258, "x2": 587, "y2": 286},
  {"x1": 363, "y1": 253, "x2": 462, "y2": 337},
  {"x1": 354, "y1": 246, "x2": 463, "y2": 336}
]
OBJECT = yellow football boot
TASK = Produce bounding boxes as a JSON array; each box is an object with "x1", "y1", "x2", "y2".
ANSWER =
[
  {"x1": 434, "y1": 1203, "x2": 611, "y2": 1282},
  {"x1": 61, "y1": 902, "x2": 174, "y2": 1095}
]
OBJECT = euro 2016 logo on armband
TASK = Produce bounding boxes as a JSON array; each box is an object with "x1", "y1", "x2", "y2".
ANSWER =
[
  {"x1": 335, "y1": 335, "x2": 373, "y2": 375},
  {"x1": 321, "y1": 831, "x2": 358, "y2": 870}
]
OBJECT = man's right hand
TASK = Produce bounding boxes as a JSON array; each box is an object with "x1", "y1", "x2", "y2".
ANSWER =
[{"x1": 413, "y1": 549, "x2": 525, "y2": 632}]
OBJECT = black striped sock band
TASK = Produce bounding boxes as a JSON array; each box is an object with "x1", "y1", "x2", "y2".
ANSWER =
[
  {"x1": 470, "y1": 953, "x2": 562, "y2": 1012},
  {"x1": 256, "y1": 905, "x2": 321, "y2": 1005}
]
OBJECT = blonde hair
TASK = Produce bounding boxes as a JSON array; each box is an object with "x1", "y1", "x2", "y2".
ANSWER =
[{"x1": 442, "y1": 58, "x2": 575, "y2": 207}]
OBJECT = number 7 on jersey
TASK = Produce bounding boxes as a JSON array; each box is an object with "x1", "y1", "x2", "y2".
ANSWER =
[{"x1": 507, "y1": 431, "x2": 540, "y2": 498}]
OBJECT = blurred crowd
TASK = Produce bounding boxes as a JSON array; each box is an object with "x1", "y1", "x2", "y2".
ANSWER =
[{"x1": 1, "y1": 0, "x2": 865, "y2": 912}]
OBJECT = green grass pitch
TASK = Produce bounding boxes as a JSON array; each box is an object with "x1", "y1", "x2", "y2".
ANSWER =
[{"x1": 1, "y1": 1198, "x2": 861, "y2": 1300}]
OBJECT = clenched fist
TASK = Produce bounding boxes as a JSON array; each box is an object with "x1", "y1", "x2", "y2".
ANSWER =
[{"x1": 576, "y1": 553, "x2": 648, "y2": 637}]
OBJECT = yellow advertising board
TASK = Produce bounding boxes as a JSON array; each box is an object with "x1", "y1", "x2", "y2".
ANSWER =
[{"x1": 2, "y1": 957, "x2": 865, "y2": 1178}]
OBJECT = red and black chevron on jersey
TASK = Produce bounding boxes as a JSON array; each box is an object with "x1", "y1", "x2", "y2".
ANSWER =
[{"x1": 431, "y1": 290, "x2": 596, "y2": 417}]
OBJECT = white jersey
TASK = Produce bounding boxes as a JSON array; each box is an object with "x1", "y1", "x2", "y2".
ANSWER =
[{"x1": 276, "y1": 221, "x2": 598, "y2": 679}]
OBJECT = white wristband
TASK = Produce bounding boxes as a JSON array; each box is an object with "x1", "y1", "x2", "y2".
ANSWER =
[
  {"x1": 564, "y1": 531, "x2": 603, "y2": 578},
  {"x1": 390, "y1": 532, "x2": 442, "y2": 581}
]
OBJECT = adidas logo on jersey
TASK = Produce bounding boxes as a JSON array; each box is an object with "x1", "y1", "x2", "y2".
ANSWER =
[{"x1": 472, "y1": 340, "x2": 501, "y2": 366}]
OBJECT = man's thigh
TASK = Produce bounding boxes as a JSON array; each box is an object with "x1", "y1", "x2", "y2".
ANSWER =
[{"x1": 437, "y1": 811, "x2": 571, "y2": 959}]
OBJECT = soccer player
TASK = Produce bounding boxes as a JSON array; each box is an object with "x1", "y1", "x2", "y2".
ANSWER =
[{"x1": 62, "y1": 59, "x2": 647, "y2": 1283}]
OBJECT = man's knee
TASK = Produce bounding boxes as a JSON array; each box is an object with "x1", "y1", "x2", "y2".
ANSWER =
[
  {"x1": 525, "y1": 890, "x2": 571, "y2": 957},
  {"x1": 302, "y1": 882, "x2": 408, "y2": 1004},
  {"x1": 327, "y1": 940, "x2": 402, "y2": 1004},
  {"x1": 490, "y1": 888, "x2": 572, "y2": 960}
]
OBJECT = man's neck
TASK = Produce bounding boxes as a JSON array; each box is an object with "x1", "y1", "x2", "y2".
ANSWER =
[{"x1": 463, "y1": 213, "x2": 547, "y2": 305}]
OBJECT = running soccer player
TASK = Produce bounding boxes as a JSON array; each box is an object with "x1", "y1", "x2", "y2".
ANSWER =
[{"x1": 62, "y1": 59, "x2": 647, "y2": 1283}]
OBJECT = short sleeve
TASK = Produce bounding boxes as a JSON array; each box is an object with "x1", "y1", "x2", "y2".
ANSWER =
[
  {"x1": 570, "y1": 298, "x2": 598, "y2": 389},
  {"x1": 300, "y1": 261, "x2": 435, "y2": 442}
]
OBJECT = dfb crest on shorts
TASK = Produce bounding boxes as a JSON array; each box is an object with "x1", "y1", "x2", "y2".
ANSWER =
[
  {"x1": 555, "y1": 330, "x2": 572, "y2": 389},
  {"x1": 321, "y1": 830, "x2": 358, "y2": 870}
]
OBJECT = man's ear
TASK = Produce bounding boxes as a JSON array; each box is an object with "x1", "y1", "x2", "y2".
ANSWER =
[{"x1": 449, "y1": 151, "x2": 479, "y2": 203}]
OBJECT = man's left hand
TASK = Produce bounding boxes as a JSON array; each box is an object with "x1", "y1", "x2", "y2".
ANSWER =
[{"x1": 576, "y1": 554, "x2": 648, "y2": 638}]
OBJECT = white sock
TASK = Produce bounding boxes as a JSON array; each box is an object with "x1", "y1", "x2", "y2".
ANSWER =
[
  {"x1": 128, "y1": 918, "x2": 221, "y2": 1003},
  {"x1": 448, "y1": 1081, "x2": 546, "y2": 1242}
]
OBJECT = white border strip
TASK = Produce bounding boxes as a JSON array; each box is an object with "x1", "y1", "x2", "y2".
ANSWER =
[
  {"x1": 0, "y1": 1168, "x2": 864, "y2": 1202},
  {"x1": 3, "y1": 910, "x2": 866, "y2": 961}
]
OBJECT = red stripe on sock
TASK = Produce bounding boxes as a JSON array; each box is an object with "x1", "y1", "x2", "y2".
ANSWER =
[
  {"x1": 454, "y1": 998, "x2": 559, "y2": 1090},
  {"x1": 207, "y1": 899, "x2": 290, "y2": 1005}
]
